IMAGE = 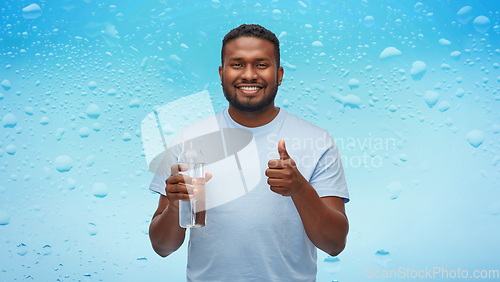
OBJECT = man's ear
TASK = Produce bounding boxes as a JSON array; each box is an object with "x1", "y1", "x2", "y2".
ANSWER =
[
  {"x1": 277, "y1": 66, "x2": 284, "y2": 86},
  {"x1": 219, "y1": 66, "x2": 223, "y2": 85}
]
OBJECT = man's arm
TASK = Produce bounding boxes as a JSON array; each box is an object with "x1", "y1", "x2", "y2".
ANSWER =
[
  {"x1": 149, "y1": 194, "x2": 186, "y2": 257},
  {"x1": 149, "y1": 164, "x2": 212, "y2": 257},
  {"x1": 266, "y1": 140, "x2": 348, "y2": 256},
  {"x1": 292, "y1": 191, "x2": 348, "y2": 256},
  {"x1": 148, "y1": 165, "x2": 190, "y2": 257}
]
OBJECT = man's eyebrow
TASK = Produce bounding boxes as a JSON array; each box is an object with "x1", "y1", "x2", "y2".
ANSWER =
[{"x1": 227, "y1": 57, "x2": 271, "y2": 61}]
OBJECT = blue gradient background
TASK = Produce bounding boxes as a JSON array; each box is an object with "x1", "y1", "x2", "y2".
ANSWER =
[{"x1": 1, "y1": 0, "x2": 499, "y2": 281}]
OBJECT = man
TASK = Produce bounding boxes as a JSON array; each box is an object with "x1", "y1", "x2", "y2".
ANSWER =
[{"x1": 149, "y1": 24, "x2": 349, "y2": 281}]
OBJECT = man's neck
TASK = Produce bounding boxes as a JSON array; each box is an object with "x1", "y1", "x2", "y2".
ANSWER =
[{"x1": 227, "y1": 105, "x2": 280, "y2": 128}]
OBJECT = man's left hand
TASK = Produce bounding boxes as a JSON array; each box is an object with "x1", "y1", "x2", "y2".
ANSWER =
[{"x1": 265, "y1": 139, "x2": 309, "y2": 197}]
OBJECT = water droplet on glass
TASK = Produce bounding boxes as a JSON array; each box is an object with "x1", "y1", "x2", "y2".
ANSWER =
[
  {"x1": 424, "y1": 91, "x2": 439, "y2": 108},
  {"x1": 1, "y1": 79, "x2": 11, "y2": 91},
  {"x1": 137, "y1": 257, "x2": 148, "y2": 268},
  {"x1": 379, "y1": 47, "x2": 401, "y2": 60},
  {"x1": 107, "y1": 89, "x2": 116, "y2": 96},
  {"x1": 55, "y1": 155, "x2": 73, "y2": 173},
  {"x1": 122, "y1": 133, "x2": 132, "y2": 141},
  {"x1": 2, "y1": 113, "x2": 17, "y2": 128},
  {"x1": 0, "y1": 210, "x2": 10, "y2": 225},
  {"x1": 491, "y1": 124, "x2": 500, "y2": 134},
  {"x1": 24, "y1": 107, "x2": 34, "y2": 115},
  {"x1": 466, "y1": 130, "x2": 485, "y2": 148},
  {"x1": 282, "y1": 99, "x2": 291, "y2": 108},
  {"x1": 86, "y1": 155, "x2": 95, "y2": 167},
  {"x1": 6, "y1": 144, "x2": 16, "y2": 155},
  {"x1": 348, "y1": 79, "x2": 360, "y2": 90},
  {"x1": 364, "y1": 16, "x2": 375, "y2": 27},
  {"x1": 56, "y1": 128, "x2": 65, "y2": 141},
  {"x1": 129, "y1": 98, "x2": 141, "y2": 108},
  {"x1": 439, "y1": 38, "x2": 451, "y2": 46},
  {"x1": 450, "y1": 51, "x2": 461, "y2": 61},
  {"x1": 414, "y1": 2, "x2": 424, "y2": 13},
  {"x1": 297, "y1": 1, "x2": 307, "y2": 14},
  {"x1": 42, "y1": 244, "x2": 52, "y2": 256},
  {"x1": 312, "y1": 41, "x2": 323, "y2": 52},
  {"x1": 92, "y1": 182, "x2": 108, "y2": 198},
  {"x1": 410, "y1": 61, "x2": 426, "y2": 81},
  {"x1": 67, "y1": 177, "x2": 76, "y2": 190},
  {"x1": 374, "y1": 250, "x2": 391, "y2": 267},
  {"x1": 438, "y1": 101, "x2": 451, "y2": 112},
  {"x1": 387, "y1": 181, "x2": 402, "y2": 199},
  {"x1": 17, "y1": 243, "x2": 28, "y2": 256},
  {"x1": 473, "y1": 16, "x2": 490, "y2": 34},
  {"x1": 88, "y1": 81, "x2": 97, "y2": 90},
  {"x1": 86, "y1": 222, "x2": 98, "y2": 236},
  {"x1": 304, "y1": 24, "x2": 313, "y2": 33},
  {"x1": 399, "y1": 154, "x2": 408, "y2": 162},
  {"x1": 86, "y1": 104, "x2": 100, "y2": 119},
  {"x1": 22, "y1": 4, "x2": 42, "y2": 19},
  {"x1": 323, "y1": 256, "x2": 341, "y2": 274},
  {"x1": 92, "y1": 123, "x2": 101, "y2": 132},
  {"x1": 40, "y1": 117, "x2": 49, "y2": 125},
  {"x1": 272, "y1": 9, "x2": 282, "y2": 20},
  {"x1": 457, "y1": 6, "x2": 473, "y2": 25},
  {"x1": 79, "y1": 127, "x2": 91, "y2": 138}
]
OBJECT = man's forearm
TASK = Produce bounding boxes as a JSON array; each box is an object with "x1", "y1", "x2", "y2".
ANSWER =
[
  {"x1": 149, "y1": 205, "x2": 186, "y2": 257},
  {"x1": 291, "y1": 184, "x2": 349, "y2": 256}
]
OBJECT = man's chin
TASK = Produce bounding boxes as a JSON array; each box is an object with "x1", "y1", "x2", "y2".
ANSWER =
[{"x1": 224, "y1": 88, "x2": 277, "y2": 112}]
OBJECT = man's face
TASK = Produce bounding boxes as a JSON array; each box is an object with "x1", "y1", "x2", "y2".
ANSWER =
[{"x1": 219, "y1": 36, "x2": 284, "y2": 112}]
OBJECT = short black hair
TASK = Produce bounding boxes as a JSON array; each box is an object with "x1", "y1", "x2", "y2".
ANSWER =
[{"x1": 221, "y1": 24, "x2": 280, "y2": 67}]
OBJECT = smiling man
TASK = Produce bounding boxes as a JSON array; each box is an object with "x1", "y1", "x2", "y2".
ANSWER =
[{"x1": 149, "y1": 24, "x2": 350, "y2": 281}]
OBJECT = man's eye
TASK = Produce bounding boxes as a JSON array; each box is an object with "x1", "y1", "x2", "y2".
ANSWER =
[
  {"x1": 231, "y1": 63, "x2": 242, "y2": 67},
  {"x1": 257, "y1": 64, "x2": 268, "y2": 68}
]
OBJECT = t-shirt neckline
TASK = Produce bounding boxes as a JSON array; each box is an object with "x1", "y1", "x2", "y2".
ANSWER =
[{"x1": 223, "y1": 107, "x2": 285, "y2": 134}]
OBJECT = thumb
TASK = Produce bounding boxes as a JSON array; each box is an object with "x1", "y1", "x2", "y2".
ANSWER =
[
  {"x1": 205, "y1": 172, "x2": 213, "y2": 183},
  {"x1": 278, "y1": 139, "x2": 290, "y2": 160}
]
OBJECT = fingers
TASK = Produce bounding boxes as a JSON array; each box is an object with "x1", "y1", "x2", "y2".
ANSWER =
[
  {"x1": 268, "y1": 158, "x2": 296, "y2": 169},
  {"x1": 170, "y1": 164, "x2": 187, "y2": 176},
  {"x1": 269, "y1": 186, "x2": 288, "y2": 196},
  {"x1": 165, "y1": 172, "x2": 197, "y2": 202},
  {"x1": 166, "y1": 181, "x2": 196, "y2": 202},
  {"x1": 267, "y1": 177, "x2": 288, "y2": 187},
  {"x1": 265, "y1": 167, "x2": 292, "y2": 179}
]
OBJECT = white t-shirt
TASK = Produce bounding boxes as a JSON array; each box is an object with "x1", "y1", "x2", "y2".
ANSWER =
[{"x1": 150, "y1": 108, "x2": 349, "y2": 282}]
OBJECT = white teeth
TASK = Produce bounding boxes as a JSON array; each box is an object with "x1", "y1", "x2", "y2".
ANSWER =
[{"x1": 239, "y1": 86, "x2": 260, "y2": 91}]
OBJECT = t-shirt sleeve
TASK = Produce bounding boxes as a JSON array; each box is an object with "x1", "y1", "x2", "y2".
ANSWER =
[{"x1": 309, "y1": 132, "x2": 349, "y2": 203}]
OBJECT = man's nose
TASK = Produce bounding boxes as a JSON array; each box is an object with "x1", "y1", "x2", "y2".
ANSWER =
[{"x1": 241, "y1": 65, "x2": 258, "y2": 80}]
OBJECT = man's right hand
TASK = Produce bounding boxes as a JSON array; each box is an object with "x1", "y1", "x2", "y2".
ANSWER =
[{"x1": 165, "y1": 164, "x2": 212, "y2": 212}]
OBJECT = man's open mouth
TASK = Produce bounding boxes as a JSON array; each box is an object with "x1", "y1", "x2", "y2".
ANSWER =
[{"x1": 236, "y1": 85, "x2": 263, "y2": 91}]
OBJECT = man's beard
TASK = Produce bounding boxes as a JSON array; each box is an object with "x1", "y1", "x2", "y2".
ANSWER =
[{"x1": 222, "y1": 78, "x2": 278, "y2": 113}]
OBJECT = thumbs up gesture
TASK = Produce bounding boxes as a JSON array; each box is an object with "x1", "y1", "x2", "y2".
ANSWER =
[{"x1": 266, "y1": 139, "x2": 308, "y2": 197}]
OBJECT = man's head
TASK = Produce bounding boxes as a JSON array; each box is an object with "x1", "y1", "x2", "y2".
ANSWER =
[
  {"x1": 219, "y1": 24, "x2": 283, "y2": 113},
  {"x1": 221, "y1": 24, "x2": 280, "y2": 67}
]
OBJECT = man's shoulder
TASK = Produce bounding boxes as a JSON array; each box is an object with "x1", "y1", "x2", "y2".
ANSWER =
[{"x1": 281, "y1": 109, "x2": 330, "y2": 136}]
